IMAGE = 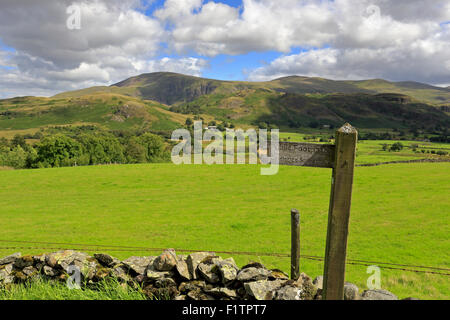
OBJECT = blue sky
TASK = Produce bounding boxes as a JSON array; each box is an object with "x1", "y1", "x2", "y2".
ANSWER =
[
  {"x1": 143, "y1": 0, "x2": 275, "y2": 81},
  {"x1": 0, "y1": 0, "x2": 449, "y2": 98}
]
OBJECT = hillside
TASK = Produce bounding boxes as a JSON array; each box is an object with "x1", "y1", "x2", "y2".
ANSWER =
[
  {"x1": 54, "y1": 72, "x2": 450, "y2": 106},
  {"x1": 172, "y1": 90, "x2": 449, "y2": 130},
  {"x1": 0, "y1": 72, "x2": 449, "y2": 137},
  {"x1": 0, "y1": 93, "x2": 194, "y2": 136}
]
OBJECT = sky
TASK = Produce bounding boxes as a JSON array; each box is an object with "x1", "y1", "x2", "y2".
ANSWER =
[{"x1": 0, "y1": 0, "x2": 449, "y2": 98}]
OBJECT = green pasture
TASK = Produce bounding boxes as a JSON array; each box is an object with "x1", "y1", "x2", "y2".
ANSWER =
[
  {"x1": 0, "y1": 162, "x2": 448, "y2": 299},
  {"x1": 278, "y1": 132, "x2": 450, "y2": 165}
]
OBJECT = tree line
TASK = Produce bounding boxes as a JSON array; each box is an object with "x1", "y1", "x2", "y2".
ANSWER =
[{"x1": 0, "y1": 130, "x2": 170, "y2": 169}]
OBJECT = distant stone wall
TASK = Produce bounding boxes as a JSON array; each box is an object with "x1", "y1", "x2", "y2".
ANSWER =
[
  {"x1": 356, "y1": 158, "x2": 450, "y2": 167},
  {"x1": 0, "y1": 249, "x2": 404, "y2": 300}
]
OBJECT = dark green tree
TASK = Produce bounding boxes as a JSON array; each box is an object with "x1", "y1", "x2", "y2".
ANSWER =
[
  {"x1": 36, "y1": 134, "x2": 83, "y2": 167},
  {"x1": 11, "y1": 134, "x2": 27, "y2": 149},
  {"x1": 390, "y1": 142, "x2": 404, "y2": 152},
  {"x1": 138, "y1": 132, "x2": 167, "y2": 162},
  {"x1": 124, "y1": 137, "x2": 147, "y2": 163}
]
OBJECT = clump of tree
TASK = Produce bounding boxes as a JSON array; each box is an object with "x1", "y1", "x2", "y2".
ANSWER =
[
  {"x1": 34, "y1": 134, "x2": 84, "y2": 168},
  {"x1": 389, "y1": 142, "x2": 404, "y2": 152},
  {"x1": 124, "y1": 133, "x2": 167, "y2": 164},
  {"x1": 0, "y1": 130, "x2": 170, "y2": 170}
]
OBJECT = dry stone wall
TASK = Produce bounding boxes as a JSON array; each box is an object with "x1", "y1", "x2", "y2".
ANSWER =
[{"x1": 0, "y1": 249, "x2": 403, "y2": 300}]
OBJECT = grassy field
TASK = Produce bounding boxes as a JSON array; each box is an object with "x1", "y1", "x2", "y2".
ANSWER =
[
  {"x1": 0, "y1": 162, "x2": 449, "y2": 299},
  {"x1": 0, "y1": 277, "x2": 147, "y2": 300},
  {"x1": 279, "y1": 132, "x2": 450, "y2": 165}
]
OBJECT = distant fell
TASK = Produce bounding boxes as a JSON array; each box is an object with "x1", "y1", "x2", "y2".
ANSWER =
[
  {"x1": 1, "y1": 71, "x2": 442, "y2": 134},
  {"x1": 105, "y1": 72, "x2": 450, "y2": 106}
]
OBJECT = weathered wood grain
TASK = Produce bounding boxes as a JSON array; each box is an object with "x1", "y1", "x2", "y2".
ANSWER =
[
  {"x1": 291, "y1": 208, "x2": 300, "y2": 280},
  {"x1": 267, "y1": 142, "x2": 335, "y2": 168},
  {"x1": 322, "y1": 123, "x2": 358, "y2": 300}
]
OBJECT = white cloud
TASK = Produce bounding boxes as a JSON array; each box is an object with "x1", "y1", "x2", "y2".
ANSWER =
[
  {"x1": 133, "y1": 57, "x2": 209, "y2": 76},
  {"x1": 0, "y1": 0, "x2": 209, "y2": 98},
  {"x1": 156, "y1": 0, "x2": 338, "y2": 55},
  {"x1": 248, "y1": 34, "x2": 450, "y2": 84},
  {"x1": 151, "y1": 0, "x2": 450, "y2": 85},
  {"x1": 241, "y1": 0, "x2": 450, "y2": 84},
  {"x1": 155, "y1": 0, "x2": 450, "y2": 55},
  {"x1": 0, "y1": 54, "x2": 208, "y2": 98},
  {"x1": 1, "y1": 0, "x2": 450, "y2": 97}
]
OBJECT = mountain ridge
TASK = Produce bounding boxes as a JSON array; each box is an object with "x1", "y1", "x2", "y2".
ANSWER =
[
  {"x1": 52, "y1": 72, "x2": 450, "y2": 106},
  {"x1": 0, "y1": 72, "x2": 448, "y2": 136}
]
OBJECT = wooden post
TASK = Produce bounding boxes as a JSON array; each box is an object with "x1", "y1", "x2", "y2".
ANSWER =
[
  {"x1": 323, "y1": 123, "x2": 358, "y2": 300},
  {"x1": 291, "y1": 208, "x2": 300, "y2": 280}
]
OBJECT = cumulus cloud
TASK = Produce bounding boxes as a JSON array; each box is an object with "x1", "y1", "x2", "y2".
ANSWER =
[
  {"x1": 0, "y1": 0, "x2": 207, "y2": 98},
  {"x1": 155, "y1": 0, "x2": 338, "y2": 55},
  {"x1": 150, "y1": 0, "x2": 450, "y2": 85},
  {"x1": 1, "y1": 0, "x2": 450, "y2": 97},
  {"x1": 0, "y1": 54, "x2": 208, "y2": 98},
  {"x1": 242, "y1": 0, "x2": 450, "y2": 84}
]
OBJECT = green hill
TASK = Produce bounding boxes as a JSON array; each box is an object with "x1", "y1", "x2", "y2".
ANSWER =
[
  {"x1": 105, "y1": 72, "x2": 450, "y2": 106},
  {"x1": 0, "y1": 93, "x2": 192, "y2": 135},
  {"x1": 1, "y1": 72, "x2": 449, "y2": 137},
  {"x1": 172, "y1": 90, "x2": 449, "y2": 130}
]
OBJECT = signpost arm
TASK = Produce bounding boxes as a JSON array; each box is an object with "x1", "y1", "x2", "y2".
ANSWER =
[{"x1": 323, "y1": 123, "x2": 358, "y2": 300}]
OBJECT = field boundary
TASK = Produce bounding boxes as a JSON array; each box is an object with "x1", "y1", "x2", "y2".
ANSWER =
[
  {"x1": 1, "y1": 239, "x2": 449, "y2": 277},
  {"x1": 356, "y1": 158, "x2": 450, "y2": 167}
]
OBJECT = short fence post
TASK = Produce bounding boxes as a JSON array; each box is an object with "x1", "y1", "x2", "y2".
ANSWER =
[
  {"x1": 291, "y1": 208, "x2": 300, "y2": 280},
  {"x1": 322, "y1": 123, "x2": 358, "y2": 300}
]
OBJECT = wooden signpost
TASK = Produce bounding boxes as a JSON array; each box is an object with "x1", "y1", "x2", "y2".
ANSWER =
[{"x1": 274, "y1": 123, "x2": 358, "y2": 300}]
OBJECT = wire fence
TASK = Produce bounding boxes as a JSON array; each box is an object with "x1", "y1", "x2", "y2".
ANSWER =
[{"x1": 1, "y1": 239, "x2": 449, "y2": 276}]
